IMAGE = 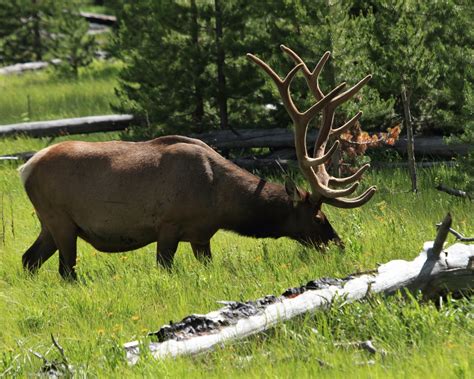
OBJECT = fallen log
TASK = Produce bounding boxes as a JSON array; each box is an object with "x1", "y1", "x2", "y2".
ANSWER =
[
  {"x1": 0, "y1": 119, "x2": 467, "y2": 158},
  {"x1": 192, "y1": 129, "x2": 470, "y2": 158},
  {"x1": 0, "y1": 151, "x2": 35, "y2": 161},
  {"x1": 231, "y1": 158, "x2": 456, "y2": 171},
  {"x1": 79, "y1": 12, "x2": 117, "y2": 26},
  {"x1": 0, "y1": 59, "x2": 61, "y2": 75},
  {"x1": 0, "y1": 114, "x2": 134, "y2": 138},
  {"x1": 123, "y1": 214, "x2": 473, "y2": 363},
  {"x1": 192, "y1": 128, "x2": 308, "y2": 149},
  {"x1": 0, "y1": 150, "x2": 457, "y2": 173},
  {"x1": 436, "y1": 183, "x2": 471, "y2": 201}
]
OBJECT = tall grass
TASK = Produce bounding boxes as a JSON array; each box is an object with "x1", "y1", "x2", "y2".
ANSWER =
[
  {"x1": 0, "y1": 61, "x2": 120, "y2": 125},
  {"x1": 0, "y1": 142, "x2": 472, "y2": 377}
]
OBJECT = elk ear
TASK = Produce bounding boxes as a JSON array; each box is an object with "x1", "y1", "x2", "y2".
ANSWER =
[{"x1": 285, "y1": 180, "x2": 306, "y2": 207}]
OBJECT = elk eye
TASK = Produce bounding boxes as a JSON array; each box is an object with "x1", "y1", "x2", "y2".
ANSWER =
[{"x1": 314, "y1": 214, "x2": 323, "y2": 224}]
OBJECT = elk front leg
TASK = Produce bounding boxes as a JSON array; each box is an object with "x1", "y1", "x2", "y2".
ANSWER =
[
  {"x1": 191, "y1": 241, "x2": 212, "y2": 263},
  {"x1": 157, "y1": 225, "x2": 179, "y2": 269},
  {"x1": 47, "y1": 218, "x2": 78, "y2": 280}
]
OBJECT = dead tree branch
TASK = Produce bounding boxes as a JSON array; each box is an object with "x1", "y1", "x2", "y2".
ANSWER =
[
  {"x1": 436, "y1": 223, "x2": 474, "y2": 242},
  {"x1": 436, "y1": 183, "x2": 471, "y2": 200}
]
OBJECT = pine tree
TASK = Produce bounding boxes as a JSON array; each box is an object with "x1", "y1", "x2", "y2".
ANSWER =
[
  {"x1": 361, "y1": 0, "x2": 473, "y2": 135},
  {"x1": 0, "y1": 0, "x2": 58, "y2": 64},
  {"x1": 115, "y1": 0, "x2": 274, "y2": 137},
  {"x1": 50, "y1": 1, "x2": 96, "y2": 77}
]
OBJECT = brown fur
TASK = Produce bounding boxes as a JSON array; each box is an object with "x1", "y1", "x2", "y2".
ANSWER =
[{"x1": 20, "y1": 136, "x2": 339, "y2": 279}]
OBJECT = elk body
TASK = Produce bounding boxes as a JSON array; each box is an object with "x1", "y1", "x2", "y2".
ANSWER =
[{"x1": 20, "y1": 46, "x2": 376, "y2": 279}]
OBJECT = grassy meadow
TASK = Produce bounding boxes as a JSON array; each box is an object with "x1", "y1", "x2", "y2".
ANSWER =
[
  {"x1": 0, "y1": 61, "x2": 120, "y2": 125},
  {"x1": 0, "y1": 66, "x2": 473, "y2": 377}
]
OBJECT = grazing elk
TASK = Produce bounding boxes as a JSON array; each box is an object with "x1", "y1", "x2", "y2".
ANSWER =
[{"x1": 20, "y1": 45, "x2": 376, "y2": 279}]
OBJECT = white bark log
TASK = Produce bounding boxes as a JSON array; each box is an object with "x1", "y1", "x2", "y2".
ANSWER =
[
  {"x1": 0, "y1": 59, "x2": 61, "y2": 75},
  {"x1": 79, "y1": 12, "x2": 117, "y2": 26},
  {"x1": 124, "y1": 241, "x2": 473, "y2": 364}
]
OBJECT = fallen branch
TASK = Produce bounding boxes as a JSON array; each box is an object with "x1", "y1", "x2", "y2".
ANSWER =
[
  {"x1": 0, "y1": 151, "x2": 35, "y2": 162},
  {"x1": 0, "y1": 59, "x2": 61, "y2": 75},
  {"x1": 334, "y1": 340, "x2": 386, "y2": 356},
  {"x1": 80, "y1": 11, "x2": 117, "y2": 26},
  {"x1": 30, "y1": 335, "x2": 73, "y2": 377},
  {"x1": 123, "y1": 214, "x2": 473, "y2": 364},
  {"x1": 436, "y1": 183, "x2": 471, "y2": 200},
  {"x1": 436, "y1": 223, "x2": 474, "y2": 243}
]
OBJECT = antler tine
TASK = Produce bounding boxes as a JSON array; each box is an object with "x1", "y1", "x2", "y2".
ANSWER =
[
  {"x1": 328, "y1": 163, "x2": 370, "y2": 187},
  {"x1": 247, "y1": 53, "x2": 304, "y2": 122},
  {"x1": 314, "y1": 78, "x2": 370, "y2": 153},
  {"x1": 330, "y1": 75, "x2": 372, "y2": 109},
  {"x1": 322, "y1": 181, "x2": 360, "y2": 197},
  {"x1": 247, "y1": 53, "x2": 341, "y2": 127},
  {"x1": 324, "y1": 186, "x2": 377, "y2": 209},
  {"x1": 246, "y1": 53, "x2": 292, "y2": 85},
  {"x1": 303, "y1": 140, "x2": 340, "y2": 168},
  {"x1": 330, "y1": 111, "x2": 362, "y2": 137},
  {"x1": 304, "y1": 82, "x2": 346, "y2": 122},
  {"x1": 280, "y1": 44, "x2": 329, "y2": 100}
]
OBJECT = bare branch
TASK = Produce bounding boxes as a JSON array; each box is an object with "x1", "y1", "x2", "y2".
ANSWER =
[{"x1": 436, "y1": 223, "x2": 474, "y2": 242}]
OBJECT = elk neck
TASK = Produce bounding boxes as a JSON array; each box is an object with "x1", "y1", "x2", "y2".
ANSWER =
[{"x1": 219, "y1": 175, "x2": 304, "y2": 240}]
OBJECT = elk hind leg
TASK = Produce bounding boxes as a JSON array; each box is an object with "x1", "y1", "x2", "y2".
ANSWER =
[{"x1": 22, "y1": 227, "x2": 57, "y2": 274}]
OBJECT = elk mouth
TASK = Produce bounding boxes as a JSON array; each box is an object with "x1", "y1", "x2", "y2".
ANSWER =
[{"x1": 297, "y1": 234, "x2": 344, "y2": 250}]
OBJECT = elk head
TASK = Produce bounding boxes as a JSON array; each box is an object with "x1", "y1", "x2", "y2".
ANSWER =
[{"x1": 247, "y1": 45, "x2": 376, "y2": 247}]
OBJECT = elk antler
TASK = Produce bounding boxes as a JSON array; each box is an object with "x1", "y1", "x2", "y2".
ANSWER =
[{"x1": 247, "y1": 45, "x2": 376, "y2": 208}]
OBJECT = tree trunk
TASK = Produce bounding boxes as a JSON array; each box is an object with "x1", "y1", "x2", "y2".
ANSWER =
[
  {"x1": 214, "y1": 0, "x2": 229, "y2": 130},
  {"x1": 190, "y1": 0, "x2": 204, "y2": 131},
  {"x1": 32, "y1": 0, "x2": 43, "y2": 61},
  {"x1": 401, "y1": 87, "x2": 418, "y2": 192},
  {"x1": 323, "y1": 1, "x2": 340, "y2": 176}
]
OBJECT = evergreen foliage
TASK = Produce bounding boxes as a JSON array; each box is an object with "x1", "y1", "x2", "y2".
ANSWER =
[
  {"x1": 0, "y1": 0, "x2": 96, "y2": 76},
  {"x1": 51, "y1": 2, "x2": 96, "y2": 77},
  {"x1": 362, "y1": 0, "x2": 473, "y2": 135},
  {"x1": 0, "y1": 1, "x2": 471, "y2": 140},
  {"x1": 0, "y1": 0, "x2": 59, "y2": 64},
  {"x1": 113, "y1": 0, "x2": 472, "y2": 138}
]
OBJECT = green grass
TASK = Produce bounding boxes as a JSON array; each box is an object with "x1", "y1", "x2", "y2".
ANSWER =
[
  {"x1": 0, "y1": 61, "x2": 121, "y2": 125},
  {"x1": 0, "y1": 138, "x2": 472, "y2": 377}
]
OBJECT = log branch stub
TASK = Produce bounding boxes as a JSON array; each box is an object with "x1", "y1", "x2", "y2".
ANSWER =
[{"x1": 431, "y1": 213, "x2": 452, "y2": 257}]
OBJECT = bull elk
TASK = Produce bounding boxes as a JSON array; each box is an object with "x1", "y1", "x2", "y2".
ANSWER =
[{"x1": 20, "y1": 45, "x2": 376, "y2": 279}]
